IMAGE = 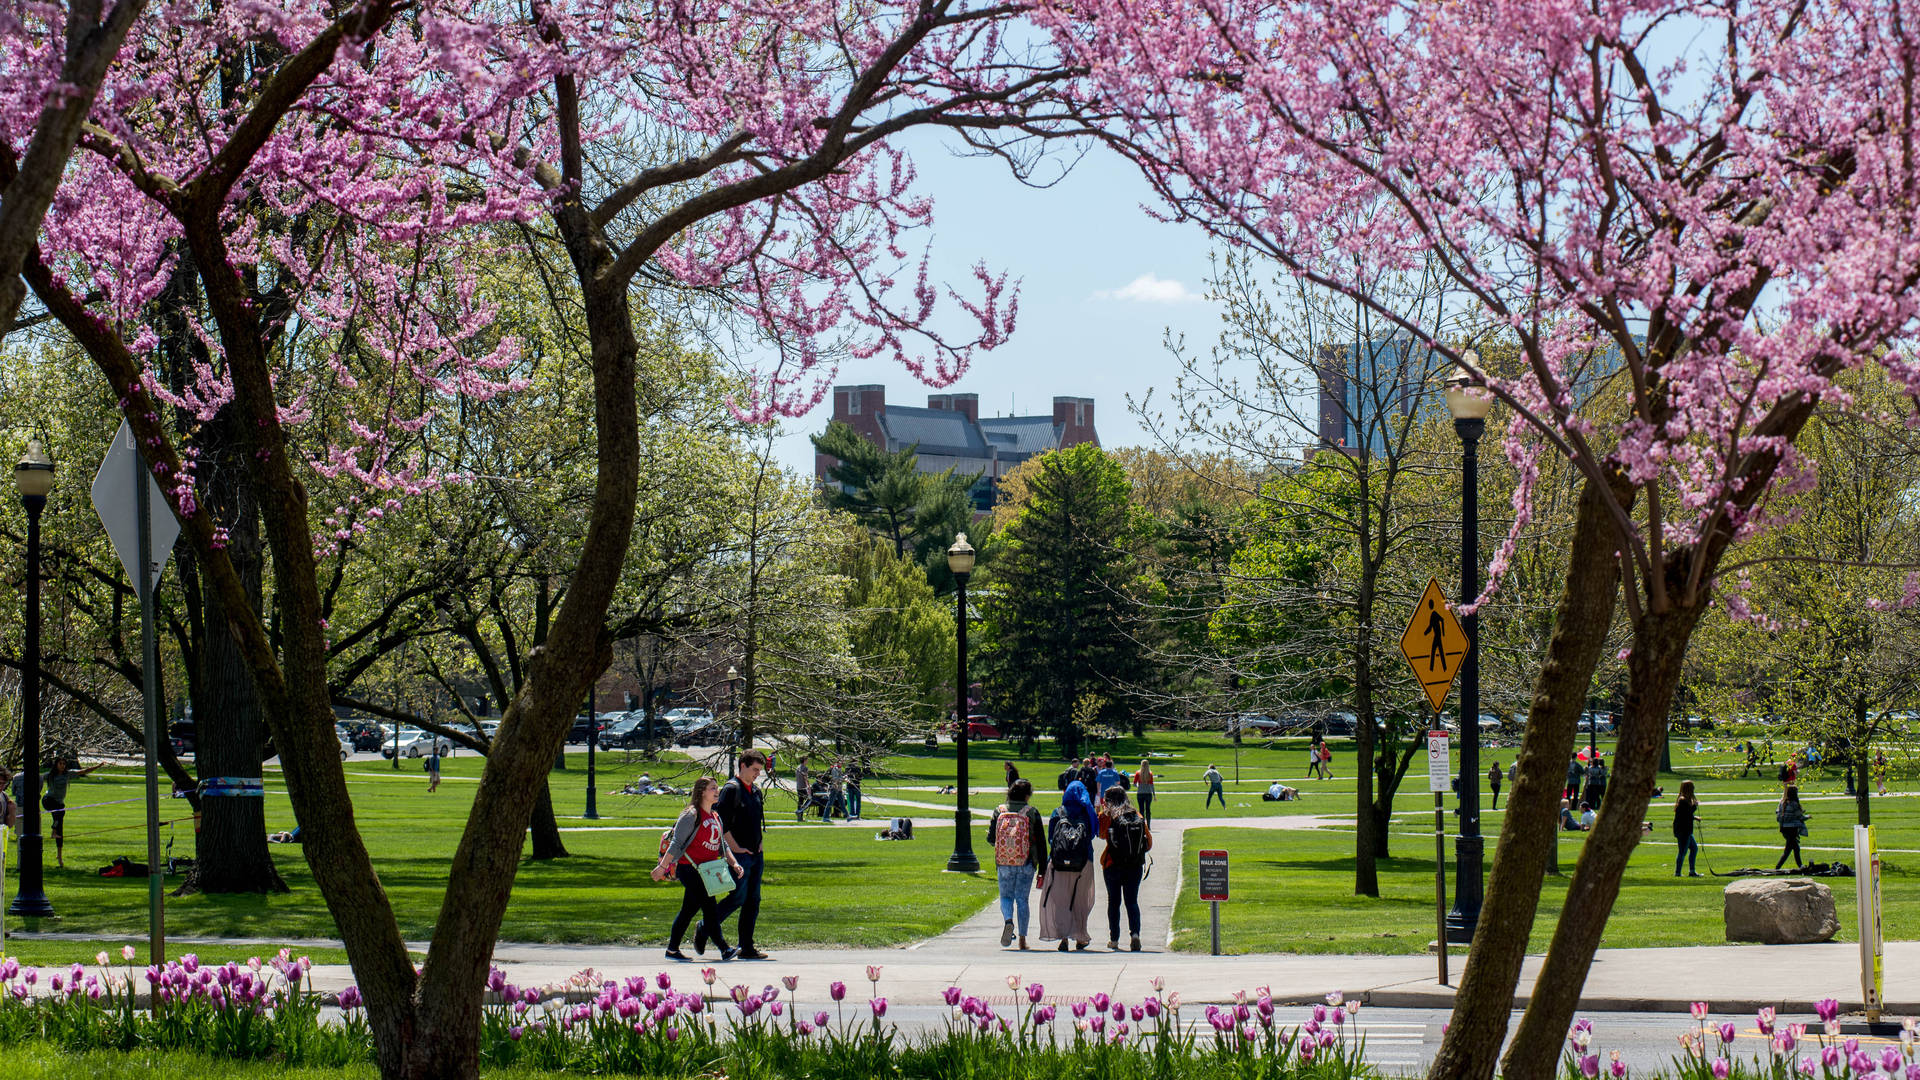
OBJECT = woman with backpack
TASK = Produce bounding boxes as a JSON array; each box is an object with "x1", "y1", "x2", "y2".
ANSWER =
[
  {"x1": 988, "y1": 779, "x2": 1049, "y2": 950},
  {"x1": 1039, "y1": 780, "x2": 1098, "y2": 951},
  {"x1": 1774, "y1": 785, "x2": 1808, "y2": 870},
  {"x1": 1097, "y1": 786, "x2": 1152, "y2": 952},
  {"x1": 652, "y1": 777, "x2": 742, "y2": 961}
]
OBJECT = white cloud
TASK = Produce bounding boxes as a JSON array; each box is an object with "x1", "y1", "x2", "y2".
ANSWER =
[{"x1": 1093, "y1": 273, "x2": 1204, "y2": 304}]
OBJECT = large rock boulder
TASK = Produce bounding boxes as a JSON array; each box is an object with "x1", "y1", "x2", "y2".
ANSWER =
[{"x1": 1724, "y1": 878, "x2": 1840, "y2": 944}]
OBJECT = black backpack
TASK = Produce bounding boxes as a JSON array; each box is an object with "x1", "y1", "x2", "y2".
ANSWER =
[
  {"x1": 1107, "y1": 809, "x2": 1147, "y2": 867},
  {"x1": 1050, "y1": 814, "x2": 1090, "y2": 872}
]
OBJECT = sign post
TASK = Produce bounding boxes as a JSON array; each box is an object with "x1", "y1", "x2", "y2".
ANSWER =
[
  {"x1": 1856, "y1": 825, "x2": 1883, "y2": 1021},
  {"x1": 1198, "y1": 850, "x2": 1229, "y2": 956},
  {"x1": 1428, "y1": 727, "x2": 1452, "y2": 985},
  {"x1": 92, "y1": 421, "x2": 180, "y2": 964}
]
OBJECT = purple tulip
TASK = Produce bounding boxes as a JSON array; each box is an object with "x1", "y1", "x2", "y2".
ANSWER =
[
  {"x1": 1826, "y1": 1046, "x2": 1846, "y2": 1069},
  {"x1": 1027, "y1": 983, "x2": 1045, "y2": 1005},
  {"x1": 1234, "y1": 1003, "x2": 1249, "y2": 1022},
  {"x1": 816, "y1": 1010, "x2": 830, "y2": 1027},
  {"x1": 1036, "y1": 1005, "x2": 1056, "y2": 1025},
  {"x1": 1582, "y1": 1053, "x2": 1601, "y2": 1078},
  {"x1": 1720, "y1": 1022, "x2": 1737, "y2": 1044},
  {"x1": 1073, "y1": 1001, "x2": 1088, "y2": 1018},
  {"x1": 870, "y1": 997, "x2": 887, "y2": 1019},
  {"x1": 182, "y1": 955, "x2": 199, "y2": 975},
  {"x1": 1882, "y1": 1048, "x2": 1903, "y2": 1074},
  {"x1": 798, "y1": 1020, "x2": 814, "y2": 1036},
  {"x1": 1906, "y1": 1066, "x2": 1920, "y2": 1080},
  {"x1": 656, "y1": 972, "x2": 671, "y2": 990},
  {"x1": 1300, "y1": 1040, "x2": 1317, "y2": 1061},
  {"x1": 943, "y1": 986, "x2": 963, "y2": 1006},
  {"x1": 1112, "y1": 1001, "x2": 1126, "y2": 1021},
  {"x1": 1611, "y1": 1059, "x2": 1626, "y2": 1078},
  {"x1": 1092, "y1": 993, "x2": 1111, "y2": 1012},
  {"x1": 1090, "y1": 1014, "x2": 1106, "y2": 1034},
  {"x1": 1144, "y1": 998, "x2": 1161, "y2": 1018},
  {"x1": 1712, "y1": 1059, "x2": 1731, "y2": 1080},
  {"x1": 1854, "y1": 1052, "x2": 1877, "y2": 1076},
  {"x1": 830, "y1": 981, "x2": 847, "y2": 1001},
  {"x1": 1131, "y1": 1005, "x2": 1144, "y2": 1022},
  {"x1": 1314, "y1": 1004, "x2": 1328, "y2": 1023},
  {"x1": 1818, "y1": 999, "x2": 1843, "y2": 1022},
  {"x1": 771, "y1": 1002, "x2": 784, "y2": 1018}
]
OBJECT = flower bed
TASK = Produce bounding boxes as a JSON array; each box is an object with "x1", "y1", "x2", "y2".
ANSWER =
[{"x1": 0, "y1": 953, "x2": 1908, "y2": 1080}]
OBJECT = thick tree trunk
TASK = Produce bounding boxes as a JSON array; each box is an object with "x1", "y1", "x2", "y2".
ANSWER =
[
  {"x1": 1370, "y1": 800, "x2": 1391, "y2": 859},
  {"x1": 1501, "y1": 606, "x2": 1703, "y2": 1074},
  {"x1": 527, "y1": 779, "x2": 569, "y2": 860},
  {"x1": 1427, "y1": 474, "x2": 1629, "y2": 1080},
  {"x1": 188, "y1": 413, "x2": 285, "y2": 894}
]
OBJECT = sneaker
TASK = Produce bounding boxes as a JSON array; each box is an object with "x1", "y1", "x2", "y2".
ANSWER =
[
  {"x1": 720, "y1": 945, "x2": 740, "y2": 961},
  {"x1": 1075, "y1": 940, "x2": 1090, "y2": 951},
  {"x1": 736, "y1": 948, "x2": 771, "y2": 961},
  {"x1": 1688, "y1": 872, "x2": 1703, "y2": 878},
  {"x1": 1058, "y1": 940, "x2": 1069, "y2": 953},
  {"x1": 1001, "y1": 920, "x2": 1016, "y2": 948},
  {"x1": 693, "y1": 924, "x2": 709, "y2": 956},
  {"x1": 664, "y1": 949, "x2": 690, "y2": 962},
  {"x1": 1108, "y1": 940, "x2": 1120, "y2": 952},
  {"x1": 1130, "y1": 936, "x2": 1141, "y2": 952}
]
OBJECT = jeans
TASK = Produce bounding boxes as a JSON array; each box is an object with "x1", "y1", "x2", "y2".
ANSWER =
[
  {"x1": 997, "y1": 862, "x2": 1037, "y2": 935},
  {"x1": 1675, "y1": 831, "x2": 1698, "y2": 875},
  {"x1": 847, "y1": 784, "x2": 861, "y2": 817},
  {"x1": 712, "y1": 851, "x2": 764, "y2": 949},
  {"x1": 670, "y1": 864, "x2": 729, "y2": 951},
  {"x1": 1103, "y1": 862, "x2": 1142, "y2": 941},
  {"x1": 1206, "y1": 783, "x2": 1224, "y2": 808}
]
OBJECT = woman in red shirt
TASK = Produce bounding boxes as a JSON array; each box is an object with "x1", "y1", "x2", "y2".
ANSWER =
[{"x1": 654, "y1": 776, "x2": 743, "y2": 961}]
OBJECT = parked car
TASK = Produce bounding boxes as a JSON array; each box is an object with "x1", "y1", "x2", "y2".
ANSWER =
[
  {"x1": 1576, "y1": 711, "x2": 1616, "y2": 733},
  {"x1": 1320, "y1": 712, "x2": 1357, "y2": 737},
  {"x1": 605, "y1": 712, "x2": 672, "y2": 749},
  {"x1": 567, "y1": 714, "x2": 616, "y2": 744},
  {"x1": 168, "y1": 720, "x2": 196, "y2": 754},
  {"x1": 1224, "y1": 714, "x2": 1281, "y2": 737},
  {"x1": 337, "y1": 720, "x2": 385, "y2": 751},
  {"x1": 337, "y1": 733, "x2": 354, "y2": 761},
  {"x1": 383, "y1": 730, "x2": 452, "y2": 759},
  {"x1": 940, "y1": 714, "x2": 1002, "y2": 739}
]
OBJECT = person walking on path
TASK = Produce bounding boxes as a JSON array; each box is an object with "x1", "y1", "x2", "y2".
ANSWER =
[
  {"x1": 1565, "y1": 755, "x2": 1584, "y2": 806},
  {"x1": 1133, "y1": 760, "x2": 1156, "y2": 824},
  {"x1": 653, "y1": 776, "x2": 741, "y2": 962},
  {"x1": 1488, "y1": 761, "x2": 1503, "y2": 809},
  {"x1": 1307, "y1": 739, "x2": 1322, "y2": 779},
  {"x1": 1077, "y1": 758, "x2": 1100, "y2": 792},
  {"x1": 42, "y1": 757, "x2": 103, "y2": 868},
  {"x1": 1875, "y1": 751, "x2": 1889, "y2": 797},
  {"x1": 1004, "y1": 760, "x2": 1020, "y2": 788},
  {"x1": 827, "y1": 762, "x2": 847, "y2": 820},
  {"x1": 701, "y1": 750, "x2": 770, "y2": 960},
  {"x1": 1203, "y1": 764, "x2": 1226, "y2": 808},
  {"x1": 989, "y1": 778, "x2": 1049, "y2": 950},
  {"x1": 1094, "y1": 759, "x2": 1125, "y2": 799},
  {"x1": 1096, "y1": 785, "x2": 1152, "y2": 952},
  {"x1": 1774, "y1": 785, "x2": 1808, "y2": 870},
  {"x1": 1039, "y1": 780, "x2": 1097, "y2": 951},
  {"x1": 845, "y1": 762, "x2": 863, "y2": 820},
  {"x1": 1317, "y1": 742, "x2": 1334, "y2": 780},
  {"x1": 1672, "y1": 779, "x2": 1702, "y2": 877},
  {"x1": 425, "y1": 749, "x2": 442, "y2": 793},
  {"x1": 1742, "y1": 741, "x2": 1759, "y2": 778},
  {"x1": 793, "y1": 756, "x2": 811, "y2": 821}
]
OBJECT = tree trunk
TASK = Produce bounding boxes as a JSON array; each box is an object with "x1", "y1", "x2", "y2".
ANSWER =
[
  {"x1": 1370, "y1": 800, "x2": 1391, "y2": 859},
  {"x1": 527, "y1": 778, "x2": 569, "y2": 860},
  {"x1": 1501, "y1": 605, "x2": 1703, "y2": 1075},
  {"x1": 1426, "y1": 473, "x2": 1630, "y2": 1080}
]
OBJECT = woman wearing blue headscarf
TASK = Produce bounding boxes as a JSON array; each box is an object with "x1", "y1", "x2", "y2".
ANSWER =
[{"x1": 1038, "y1": 780, "x2": 1098, "y2": 950}]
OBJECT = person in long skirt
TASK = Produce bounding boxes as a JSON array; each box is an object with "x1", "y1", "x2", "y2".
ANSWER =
[{"x1": 1038, "y1": 780, "x2": 1098, "y2": 950}]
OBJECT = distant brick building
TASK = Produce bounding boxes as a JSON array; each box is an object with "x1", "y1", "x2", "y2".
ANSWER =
[{"x1": 816, "y1": 385, "x2": 1101, "y2": 510}]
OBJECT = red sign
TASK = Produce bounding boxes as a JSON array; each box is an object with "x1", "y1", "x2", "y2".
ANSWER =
[{"x1": 1198, "y1": 849, "x2": 1229, "y2": 902}]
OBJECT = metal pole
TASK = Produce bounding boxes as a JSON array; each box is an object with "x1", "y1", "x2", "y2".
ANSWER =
[
  {"x1": 1446, "y1": 415, "x2": 1485, "y2": 943},
  {"x1": 584, "y1": 688, "x2": 599, "y2": 820},
  {"x1": 1210, "y1": 900, "x2": 1221, "y2": 957},
  {"x1": 8, "y1": 493, "x2": 52, "y2": 917},
  {"x1": 946, "y1": 570, "x2": 978, "y2": 872},
  {"x1": 135, "y1": 445, "x2": 165, "y2": 963},
  {"x1": 1435, "y1": 791, "x2": 1449, "y2": 984}
]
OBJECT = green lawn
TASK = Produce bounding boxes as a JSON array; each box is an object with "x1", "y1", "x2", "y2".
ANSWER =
[{"x1": 2, "y1": 756, "x2": 990, "y2": 952}]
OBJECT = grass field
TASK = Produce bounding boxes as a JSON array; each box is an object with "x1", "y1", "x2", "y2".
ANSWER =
[{"x1": 4, "y1": 728, "x2": 1905, "y2": 959}]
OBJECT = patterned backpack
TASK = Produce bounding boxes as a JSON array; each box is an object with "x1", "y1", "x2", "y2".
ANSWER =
[{"x1": 992, "y1": 805, "x2": 1032, "y2": 866}]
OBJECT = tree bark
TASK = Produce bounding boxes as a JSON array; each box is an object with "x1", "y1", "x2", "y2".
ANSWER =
[
  {"x1": 527, "y1": 778, "x2": 569, "y2": 860},
  {"x1": 1426, "y1": 473, "x2": 1630, "y2": 1080},
  {"x1": 1501, "y1": 604, "x2": 1703, "y2": 1074}
]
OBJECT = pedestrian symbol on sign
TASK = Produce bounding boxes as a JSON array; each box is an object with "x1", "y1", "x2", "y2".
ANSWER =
[{"x1": 1400, "y1": 578, "x2": 1469, "y2": 711}]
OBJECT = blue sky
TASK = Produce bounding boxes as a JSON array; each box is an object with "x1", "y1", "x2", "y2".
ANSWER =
[{"x1": 761, "y1": 132, "x2": 1224, "y2": 474}]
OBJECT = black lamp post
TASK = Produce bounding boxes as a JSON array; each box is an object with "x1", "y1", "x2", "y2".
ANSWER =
[
  {"x1": 584, "y1": 687, "x2": 599, "y2": 820},
  {"x1": 1443, "y1": 359, "x2": 1489, "y2": 943},
  {"x1": 10, "y1": 440, "x2": 55, "y2": 918},
  {"x1": 945, "y1": 533, "x2": 979, "y2": 873}
]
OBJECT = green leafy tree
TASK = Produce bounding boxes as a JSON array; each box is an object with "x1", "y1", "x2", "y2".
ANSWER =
[
  {"x1": 837, "y1": 529, "x2": 956, "y2": 724},
  {"x1": 812, "y1": 419, "x2": 979, "y2": 577},
  {"x1": 977, "y1": 443, "x2": 1152, "y2": 756}
]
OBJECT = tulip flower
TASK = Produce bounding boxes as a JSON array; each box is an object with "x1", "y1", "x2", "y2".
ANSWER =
[
  {"x1": 1760, "y1": 1007, "x2": 1777, "y2": 1035},
  {"x1": 1693, "y1": 1002, "x2": 1711, "y2": 1020},
  {"x1": 870, "y1": 997, "x2": 887, "y2": 1018},
  {"x1": 866, "y1": 965, "x2": 883, "y2": 983},
  {"x1": 815, "y1": 1010, "x2": 830, "y2": 1027},
  {"x1": 782, "y1": 975, "x2": 800, "y2": 992},
  {"x1": 830, "y1": 981, "x2": 847, "y2": 1001},
  {"x1": 1720, "y1": 1022, "x2": 1737, "y2": 1044},
  {"x1": 1028, "y1": 983, "x2": 1045, "y2": 1004},
  {"x1": 1818, "y1": 999, "x2": 1843, "y2": 1022},
  {"x1": 943, "y1": 986, "x2": 963, "y2": 1006},
  {"x1": 1712, "y1": 1058, "x2": 1731, "y2": 1079}
]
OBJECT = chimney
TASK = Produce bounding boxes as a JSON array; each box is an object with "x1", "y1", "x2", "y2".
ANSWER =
[
  {"x1": 819, "y1": 384, "x2": 888, "y2": 480},
  {"x1": 1052, "y1": 396, "x2": 1097, "y2": 448},
  {"x1": 928, "y1": 392, "x2": 979, "y2": 423}
]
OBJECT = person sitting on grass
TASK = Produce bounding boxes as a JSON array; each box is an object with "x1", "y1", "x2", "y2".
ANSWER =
[
  {"x1": 1578, "y1": 802, "x2": 1596, "y2": 830},
  {"x1": 1559, "y1": 799, "x2": 1580, "y2": 832}
]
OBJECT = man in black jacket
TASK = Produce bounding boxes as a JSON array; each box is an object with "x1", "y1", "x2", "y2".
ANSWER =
[{"x1": 701, "y1": 750, "x2": 770, "y2": 959}]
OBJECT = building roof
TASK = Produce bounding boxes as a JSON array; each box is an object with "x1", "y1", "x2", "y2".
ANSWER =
[
  {"x1": 877, "y1": 405, "x2": 990, "y2": 457},
  {"x1": 978, "y1": 415, "x2": 1063, "y2": 453}
]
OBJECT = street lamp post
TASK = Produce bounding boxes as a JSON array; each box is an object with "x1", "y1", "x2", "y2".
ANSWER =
[
  {"x1": 584, "y1": 688, "x2": 599, "y2": 820},
  {"x1": 10, "y1": 441, "x2": 55, "y2": 918},
  {"x1": 1444, "y1": 361, "x2": 1490, "y2": 943},
  {"x1": 725, "y1": 665, "x2": 740, "y2": 779},
  {"x1": 945, "y1": 534, "x2": 980, "y2": 873}
]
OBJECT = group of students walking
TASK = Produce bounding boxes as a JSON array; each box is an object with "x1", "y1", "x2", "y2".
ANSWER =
[{"x1": 988, "y1": 777, "x2": 1153, "y2": 953}]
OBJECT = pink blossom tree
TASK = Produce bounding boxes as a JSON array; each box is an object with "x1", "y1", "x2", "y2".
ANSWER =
[
  {"x1": 12, "y1": 1, "x2": 1075, "y2": 1076},
  {"x1": 1047, "y1": 0, "x2": 1920, "y2": 1074}
]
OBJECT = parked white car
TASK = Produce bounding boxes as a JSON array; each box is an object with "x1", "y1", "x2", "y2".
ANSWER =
[{"x1": 383, "y1": 730, "x2": 451, "y2": 759}]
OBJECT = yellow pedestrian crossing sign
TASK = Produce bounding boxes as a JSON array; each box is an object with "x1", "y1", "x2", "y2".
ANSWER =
[{"x1": 1400, "y1": 578, "x2": 1468, "y2": 711}]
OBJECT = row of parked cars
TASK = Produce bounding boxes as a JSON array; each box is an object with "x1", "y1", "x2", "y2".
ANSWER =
[
  {"x1": 570, "y1": 707, "x2": 729, "y2": 748},
  {"x1": 1223, "y1": 709, "x2": 1623, "y2": 739}
]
